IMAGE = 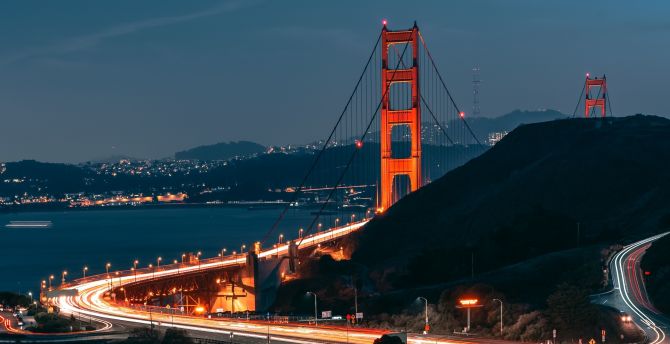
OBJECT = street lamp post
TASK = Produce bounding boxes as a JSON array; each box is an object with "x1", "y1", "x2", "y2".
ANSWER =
[
  {"x1": 220, "y1": 248, "x2": 227, "y2": 262},
  {"x1": 307, "y1": 292, "x2": 318, "y2": 326},
  {"x1": 61, "y1": 271, "x2": 67, "y2": 285},
  {"x1": 240, "y1": 245, "x2": 246, "y2": 254},
  {"x1": 493, "y1": 299, "x2": 503, "y2": 335},
  {"x1": 335, "y1": 218, "x2": 340, "y2": 228},
  {"x1": 149, "y1": 264, "x2": 154, "y2": 279},
  {"x1": 197, "y1": 251, "x2": 202, "y2": 269},
  {"x1": 157, "y1": 257, "x2": 162, "y2": 268},
  {"x1": 279, "y1": 234, "x2": 284, "y2": 245},
  {"x1": 418, "y1": 297, "x2": 429, "y2": 334},
  {"x1": 299, "y1": 228, "x2": 304, "y2": 239},
  {"x1": 83, "y1": 266, "x2": 88, "y2": 278},
  {"x1": 49, "y1": 275, "x2": 54, "y2": 290},
  {"x1": 133, "y1": 260, "x2": 138, "y2": 282},
  {"x1": 106, "y1": 263, "x2": 112, "y2": 290}
]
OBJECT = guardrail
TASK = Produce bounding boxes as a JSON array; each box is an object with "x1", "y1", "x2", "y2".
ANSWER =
[{"x1": 53, "y1": 219, "x2": 369, "y2": 291}]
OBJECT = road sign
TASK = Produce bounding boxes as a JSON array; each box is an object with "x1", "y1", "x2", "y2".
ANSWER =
[
  {"x1": 321, "y1": 310, "x2": 332, "y2": 318},
  {"x1": 356, "y1": 312, "x2": 363, "y2": 319}
]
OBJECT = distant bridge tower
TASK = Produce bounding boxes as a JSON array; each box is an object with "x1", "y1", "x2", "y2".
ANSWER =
[
  {"x1": 585, "y1": 74, "x2": 607, "y2": 117},
  {"x1": 379, "y1": 22, "x2": 421, "y2": 212}
]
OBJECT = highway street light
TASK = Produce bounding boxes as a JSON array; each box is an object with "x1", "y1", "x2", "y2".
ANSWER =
[
  {"x1": 417, "y1": 297, "x2": 429, "y2": 334},
  {"x1": 318, "y1": 223, "x2": 323, "y2": 232},
  {"x1": 49, "y1": 275, "x2": 54, "y2": 290},
  {"x1": 149, "y1": 264, "x2": 154, "y2": 279},
  {"x1": 279, "y1": 234, "x2": 284, "y2": 245},
  {"x1": 335, "y1": 218, "x2": 340, "y2": 227},
  {"x1": 493, "y1": 298, "x2": 503, "y2": 335},
  {"x1": 181, "y1": 253, "x2": 186, "y2": 264},
  {"x1": 83, "y1": 266, "x2": 88, "y2": 278},
  {"x1": 105, "y1": 263, "x2": 111, "y2": 276},
  {"x1": 350, "y1": 214, "x2": 356, "y2": 223},
  {"x1": 241, "y1": 244, "x2": 246, "y2": 253},
  {"x1": 28, "y1": 292, "x2": 33, "y2": 304},
  {"x1": 220, "y1": 248, "x2": 227, "y2": 261},
  {"x1": 299, "y1": 228, "x2": 304, "y2": 239},
  {"x1": 61, "y1": 270, "x2": 67, "y2": 285},
  {"x1": 306, "y1": 292, "x2": 318, "y2": 326},
  {"x1": 197, "y1": 251, "x2": 202, "y2": 269},
  {"x1": 157, "y1": 257, "x2": 162, "y2": 267}
]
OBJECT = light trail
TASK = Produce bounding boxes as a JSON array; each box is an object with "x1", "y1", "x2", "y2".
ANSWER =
[
  {"x1": 48, "y1": 219, "x2": 479, "y2": 343},
  {"x1": 611, "y1": 232, "x2": 669, "y2": 344}
]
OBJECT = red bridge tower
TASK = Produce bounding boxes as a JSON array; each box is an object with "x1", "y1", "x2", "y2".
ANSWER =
[
  {"x1": 379, "y1": 23, "x2": 421, "y2": 212},
  {"x1": 585, "y1": 74, "x2": 607, "y2": 117}
]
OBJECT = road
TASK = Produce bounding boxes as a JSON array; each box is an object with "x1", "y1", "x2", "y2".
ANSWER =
[{"x1": 592, "y1": 232, "x2": 670, "y2": 344}]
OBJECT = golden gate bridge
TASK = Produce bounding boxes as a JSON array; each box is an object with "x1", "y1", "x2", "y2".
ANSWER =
[{"x1": 38, "y1": 21, "x2": 612, "y2": 344}]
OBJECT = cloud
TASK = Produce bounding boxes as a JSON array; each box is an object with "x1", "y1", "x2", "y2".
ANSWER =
[{"x1": 0, "y1": 1, "x2": 248, "y2": 65}]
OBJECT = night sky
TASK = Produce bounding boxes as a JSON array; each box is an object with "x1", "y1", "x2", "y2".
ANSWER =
[{"x1": 1, "y1": 0, "x2": 668, "y2": 162}]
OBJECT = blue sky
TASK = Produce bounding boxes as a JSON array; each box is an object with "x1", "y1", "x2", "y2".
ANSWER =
[{"x1": 1, "y1": 0, "x2": 669, "y2": 162}]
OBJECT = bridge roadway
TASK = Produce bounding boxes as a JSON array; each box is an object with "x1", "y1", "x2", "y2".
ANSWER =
[{"x1": 46, "y1": 220, "x2": 520, "y2": 344}]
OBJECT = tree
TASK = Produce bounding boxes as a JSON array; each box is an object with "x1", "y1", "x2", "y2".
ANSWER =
[
  {"x1": 546, "y1": 283, "x2": 597, "y2": 338},
  {"x1": 162, "y1": 328, "x2": 194, "y2": 344}
]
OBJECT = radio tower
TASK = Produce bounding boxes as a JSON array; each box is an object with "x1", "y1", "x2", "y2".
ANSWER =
[{"x1": 472, "y1": 67, "x2": 481, "y2": 116}]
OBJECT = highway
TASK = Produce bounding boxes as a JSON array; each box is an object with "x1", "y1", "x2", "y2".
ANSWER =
[{"x1": 593, "y1": 232, "x2": 670, "y2": 344}]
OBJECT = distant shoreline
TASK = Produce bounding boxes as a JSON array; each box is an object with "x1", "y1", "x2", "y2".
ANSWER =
[{"x1": 0, "y1": 201, "x2": 291, "y2": 214}]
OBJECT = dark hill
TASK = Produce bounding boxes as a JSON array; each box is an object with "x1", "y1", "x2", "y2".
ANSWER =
[
  {"x1": 175, "y1": 140, "x2": 266, "y2": 160},
  {"x1": 351, "y1": 115, "x2": 670, "y2": 287}
]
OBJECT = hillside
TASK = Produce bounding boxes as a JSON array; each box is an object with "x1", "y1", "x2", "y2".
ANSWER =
[
  {"x1": 640, "y1": 234, "x2": 670, "y2": 314},
  {"x1": 350, "y1": 115, "x2": 670, "y2": 288},
  {"x1": 174, "y1": 140, "x2": 266, "y2": 160}
]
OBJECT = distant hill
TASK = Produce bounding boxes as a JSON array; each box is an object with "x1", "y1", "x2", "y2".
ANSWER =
[
  {"x1": 350, "y1": 115, "x2": 670, "y2": 288},
  {"x1": 460, "y1": 109, "x2": 568, "y2": 141},
  {"x1": 175, "y1": 141, "x2": 266, "y2": 161}
]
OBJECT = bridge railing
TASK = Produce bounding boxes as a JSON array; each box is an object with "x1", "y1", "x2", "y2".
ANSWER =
[{"x1": 57, "y1": 219, "x2": 369, "y2": 291}]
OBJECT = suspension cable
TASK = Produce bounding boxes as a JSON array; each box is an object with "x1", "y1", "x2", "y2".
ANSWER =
[
  {"x1": 296, "y1": 35, "x2": 413, "y2": 246},
  {"x1": 260, "y1": 33, "x2": 382, "y2": 245},
  {"x1": 571, "y1": 79, "x2": 586, "y2": 118}
]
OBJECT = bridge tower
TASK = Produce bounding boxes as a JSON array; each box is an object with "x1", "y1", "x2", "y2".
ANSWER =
[
  {"x1": 379, "y1": 22, "x2": 422, "y2": 212},
  {"x1": 585, "y1": 74, "x2": 607, "y2": 117}
]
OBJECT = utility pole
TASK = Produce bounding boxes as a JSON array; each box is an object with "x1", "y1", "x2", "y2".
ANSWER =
[
  {"x1": 493, "y1": 299, "x2": 503, "y2": 335},
  {"x1": 577, "y1": 222, "x2": 581, "y2": 247}
]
